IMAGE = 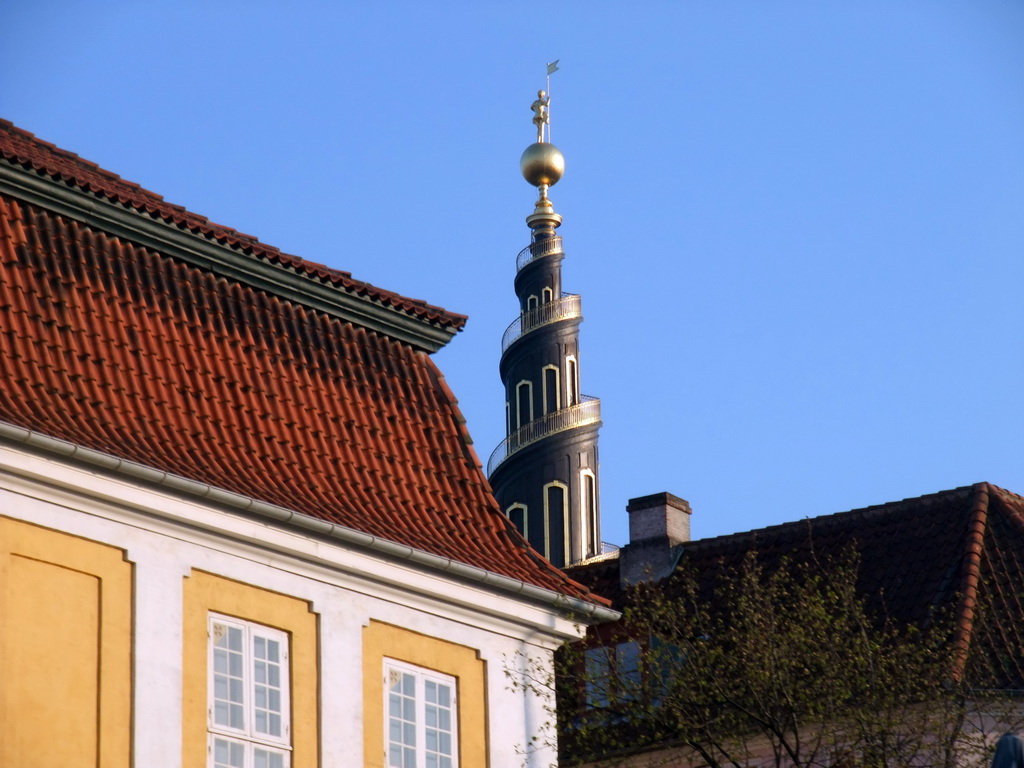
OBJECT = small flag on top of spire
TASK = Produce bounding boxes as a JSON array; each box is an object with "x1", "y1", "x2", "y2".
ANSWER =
[{"x1": 547, "y1": 60, "x2": 560, "y2": 76}]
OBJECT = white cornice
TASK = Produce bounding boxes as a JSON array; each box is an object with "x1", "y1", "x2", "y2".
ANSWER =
[{"x1": 0, "y1": 422, "x2": 618, "y2": 636}]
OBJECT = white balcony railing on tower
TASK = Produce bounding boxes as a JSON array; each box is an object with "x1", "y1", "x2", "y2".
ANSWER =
[
  {"x1": 487, "y1": 395, "x2": 601, "y2": 476},
  {"x1": 501, "y1": 293, "x2": 581, "y2": 353},
  {"x1": 516, "y1": 236, "x2": 563, "y2": 272}
]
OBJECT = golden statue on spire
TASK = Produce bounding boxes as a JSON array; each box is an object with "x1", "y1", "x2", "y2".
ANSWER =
[
  {"x1": 530, "y1": 90, "x2": 550, "y2": 143},
  {"x1": 529, "y1": 61, "x2": 559, "y2": 143}
]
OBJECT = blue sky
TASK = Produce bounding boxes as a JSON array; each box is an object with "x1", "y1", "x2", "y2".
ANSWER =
[{"x1": 4, "y1": 2, "x2": 1022, "y2": 546}]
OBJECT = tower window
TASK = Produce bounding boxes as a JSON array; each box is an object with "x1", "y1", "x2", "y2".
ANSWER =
[
  {"x1": 566, "y1": 356, "x2": 579, "y2": 407},
  {"x1": 515, "y1": 381, "x2": 533, "y2": 430},
  {"x1": 526, "y1": 295, "x2": 539, "y2": 312},
  {"x1": 506, "y1": 503, "x2": 527, "y2": 539},
  {"x1": 544, "y1": 481, "x2": 569, "y2": 567},
  {"x1": 542, "y1": 366, "x2": 560, "y2": 415},
  {"x1": 541, "y1": 287, "x2": 553, "y2": 304},
  {"x1": 581, "y1": 469, "x2": 598, "y2": 559}
]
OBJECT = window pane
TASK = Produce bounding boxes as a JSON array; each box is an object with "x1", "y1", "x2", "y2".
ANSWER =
[
  {"x1": 617, "y1": 641, "x2": 641, "y2": 701},
  {"x1": 254, "y1": 747, "x2": 287, "y2": 768},
  {"x1": 253, "y1": 630, "x2": 285, "y2": 738},
  {"x1": 213, "y1": 737, "x2": 246, "y2": 768},
  {"x1": 585, "y1": 647, "x2": 612, "y2": 708},
  {"x1": 213, "y1": 620, "x2": 247, "y2": 733},
  {"x1": 426, "y1": 679, "x2": 455, "y2": 767}
]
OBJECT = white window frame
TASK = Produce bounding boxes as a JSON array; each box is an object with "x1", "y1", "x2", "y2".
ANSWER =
[
  {"x1": 208, "y1": 614, "x2": 291, "y2": 768},
  {"x1": 515, "y1": 380, "x2": 533, "y2": 430},
  {"x1": 506, "y1": 502, "x2": 528, "y2": 540},
  {"x1": 580, "y1": 468, "x2": 597, "y2": 558},
  {"x1": 542, "y1": 365, "x2": 560, "y2": 415},
  {"x1": 384, "y1": 659, "x2": 459, "y2": 768},
  {"x1": 543, "y1": 481, "x2": 570, "y2": 564},
  {"x1": 565, "y1": 355, "x2": 579, "y2": 407},
  {"x1": 541, "y1": 286, "x2": 553, "y2": 304},
  {"x1": 526, "y1": 294, "x2": 539, "y2": 311}
]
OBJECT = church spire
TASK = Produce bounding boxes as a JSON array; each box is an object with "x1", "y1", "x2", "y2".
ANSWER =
[{"x1": 487, "y1": 76, "x2": 603, "y2": 568}]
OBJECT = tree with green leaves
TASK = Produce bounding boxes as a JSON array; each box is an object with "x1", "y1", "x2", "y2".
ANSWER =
[{"x1": 548, "y1": 548, "x2": 1022, "y2": 768}]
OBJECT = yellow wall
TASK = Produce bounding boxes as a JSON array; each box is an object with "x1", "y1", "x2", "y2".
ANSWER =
[
  {"x1": 182, "y1": 569, "x2": 319, "y2": 768},
  {"x1": 0, "y1": 516, "x2": 132, "y2": 768},
  {"x1": 363, "y1": 621, "x2": 488, "y2": 768}
]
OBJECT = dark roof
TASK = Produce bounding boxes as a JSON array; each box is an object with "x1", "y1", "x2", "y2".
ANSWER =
[
  {"x1": 569, "y1": 483, "x2": 1024, "y2": 681},
  {"x1": 0, "y1": 120, "x2": 605, "y2": 605}
]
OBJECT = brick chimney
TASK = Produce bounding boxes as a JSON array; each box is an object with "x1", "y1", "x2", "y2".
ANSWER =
[{"x1": 619, "y1": 492, "x2": 691, "y2": 587}]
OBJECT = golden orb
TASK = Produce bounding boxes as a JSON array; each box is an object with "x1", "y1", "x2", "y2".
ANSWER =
[{"x1": 520, "y1": 142, "x2": 565, "y2": 188}]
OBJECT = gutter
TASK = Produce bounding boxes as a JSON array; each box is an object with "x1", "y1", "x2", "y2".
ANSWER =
[{"x1": 0, "y1": 421, "x2": 619, "y2": 624}]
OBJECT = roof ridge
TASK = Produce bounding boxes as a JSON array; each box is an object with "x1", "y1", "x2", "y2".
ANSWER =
[
  {"x1": 949, "y1": 482, "x2": 991, "y2": 680},
  {"x1": 0, "y1": 118, "x2": 466, "y2": 331},
  {"x1": 981, "y1": 482, "x2": 1024, "y2": 537},
  {"x1": 681, "y1": 483, "x2": 984, "y2": 552}
]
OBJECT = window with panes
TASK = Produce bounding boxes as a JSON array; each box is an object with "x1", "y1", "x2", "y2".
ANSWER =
[
  {"x1": 385, "y1": 659, "x2": 458, "y2": 768},
  {"x1": 209, "y1": 614, "x2": 291, "y2": 768}
]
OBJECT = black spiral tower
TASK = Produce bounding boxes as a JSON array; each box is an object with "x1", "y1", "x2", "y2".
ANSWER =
[{"x1": 486, "y1": 118, "x2": 602, "y2": 568}]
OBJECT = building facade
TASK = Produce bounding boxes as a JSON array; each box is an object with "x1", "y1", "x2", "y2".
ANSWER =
[
  {"x1": 0, "y1": 119, "x2": 615, "y2": 768},
  {"x1": 487, "y1": 120, "x2": 602, "y2": 569}
]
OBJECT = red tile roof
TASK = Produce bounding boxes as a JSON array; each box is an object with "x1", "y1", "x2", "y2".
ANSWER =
[
  {"x1": 0, "y1": 121, "x2": 604, "y2": 605},
  {"x1": 0, "y1": 119, "x2": 466, "y2": 331},
  {"x1": 570, "y1": 483, "x2": 1024, "y2": 683}
]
